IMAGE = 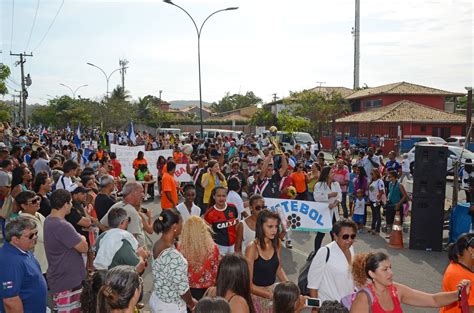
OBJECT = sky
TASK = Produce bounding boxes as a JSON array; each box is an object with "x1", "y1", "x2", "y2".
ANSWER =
[{"x1": 0, "y1": 0, "x2": 473, "y2": 106}]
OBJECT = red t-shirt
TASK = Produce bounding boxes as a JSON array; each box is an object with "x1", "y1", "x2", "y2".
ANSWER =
[
  {"x1": 279, "y1": 176, "x2": 294, "y2": 199},
  {"x1": 204, "y1": 204, "x2": 239, "y2": 246},
  {"x1": 110, "y1": 159, "x2": 122, "y2": 178}
]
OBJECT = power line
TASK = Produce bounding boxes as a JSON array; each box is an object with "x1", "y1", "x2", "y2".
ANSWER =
[
  {"x1": 32, "y1": 0, "x2": 64, "y2": 52},
  {"x1": 7, "y1": 77, "x2": 21, "y2": 87},
  {"x1": 25, "y1": 0, "x2": 41, "y2": 51}
]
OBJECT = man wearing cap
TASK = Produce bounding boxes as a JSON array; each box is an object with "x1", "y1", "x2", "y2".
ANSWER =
[
  {"x1": 0, "y1": 216, "x2": 48, "y2": 313},
  {"x1": 66, "y1": 185, "x2": 94, "y2": 243}
]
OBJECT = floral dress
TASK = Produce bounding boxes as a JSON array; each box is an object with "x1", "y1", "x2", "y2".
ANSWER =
[
  {"x1": 152, "y1": 247, "x2": 189, "y2": 307},
  {"x1": 187, "y1": 244, "x2": 220, "y2": 289}
]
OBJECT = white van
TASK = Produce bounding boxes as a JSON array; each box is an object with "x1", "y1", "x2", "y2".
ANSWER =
[
  {"x1": 195, "y1": 129, "x2": 243, "y2": 140},
  {"x1": 264, "y1": 131, "x2": 315, "y2": 151}
]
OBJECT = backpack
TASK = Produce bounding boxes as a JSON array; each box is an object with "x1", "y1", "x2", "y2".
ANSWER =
[
  {"x1": 298, "y1": 246, "x2": 330, "y2": 296},
  {"x1": 340, "y1": 287, "x2": 374, "y2": 311}
]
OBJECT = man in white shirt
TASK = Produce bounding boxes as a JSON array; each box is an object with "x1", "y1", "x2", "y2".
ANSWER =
[
  {"x1": 55, "y1": 160, "x2": 80, "y2": 192},
  {"x1": 307, "y1": 219, "x2": 356, "y2": 302},
  {"x1": 362, "y1": 148, "x2": 380, "y2": 182},
  {"x1": 235, "y1": 135, "x2": 245, "y2": 147}
]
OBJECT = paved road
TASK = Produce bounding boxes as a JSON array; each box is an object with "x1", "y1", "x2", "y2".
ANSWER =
[{"x1": 140, "y1": 190, "x2": 455, "y2": 313}]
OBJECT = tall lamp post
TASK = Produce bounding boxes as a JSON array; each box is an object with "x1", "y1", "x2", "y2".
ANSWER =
[
  {"x1": 86, "y1": 62, "x2": 125, "y2": 100},
  {"x1": 59, "y1": 83, "x2": 88, "y2": 99},
  {"x1": 163, "y1": 0, "x2": 238, "y2": 138}
]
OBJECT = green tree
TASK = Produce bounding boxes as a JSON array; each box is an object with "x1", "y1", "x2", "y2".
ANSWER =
[
  {"x1": 249, "y1": 108, "x2": 277, "y2": 127},
  {"x1": 0, "y1": 64, "x2": 12, "y2": 95},
  {"x1": 285, "y1": 89, "x2": 349, "y2": 146},
  {"x1": 149, "y1": 106, "x2": 172, "y2": 129},
  {"x1": 210, "y1": 91, "x2": 262, "y2": 113},
  {"x1": 277, "y1": 110, "x2": 310, "y2": 133},
  {"x1": 0, "y1": 101, "x2": 13, "y2": 121}
]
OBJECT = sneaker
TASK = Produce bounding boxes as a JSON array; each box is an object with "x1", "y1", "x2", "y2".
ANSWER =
[{"x1": 285, "y1": 240, "x2": 293, "y2": 249}]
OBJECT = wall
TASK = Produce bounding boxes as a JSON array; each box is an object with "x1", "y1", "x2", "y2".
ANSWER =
[
  {"x1": 173, "y1": 124, "x2": 256, "y2": 134},
  {"x1": 358, "y1": 95, "x2": 446, "y2": 111}
]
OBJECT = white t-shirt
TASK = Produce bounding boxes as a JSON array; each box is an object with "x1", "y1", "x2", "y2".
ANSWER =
[
  {"x1": 307, "y1": 241, "x2": 355, "y2": 302},
  {"x1": 353, "y1": 198, "x2": 366, "y2": 215},
  {"x1": 236, "y1": 138, "x2": 245, "y2": 146},
  {"x1": 176, "y1": 202, "x2": 201, "y2": 223},
  {"x1": 227, "y1": 190, "x2": 245, "y2": 220},
  {"x1": 55, "y1": 175, "x2": 78, "y2": 192},
  {"x1": 368, "y1": 179, "x2": 385, "y2": 203},
  {"x1": 401, "y1": 159, "x2": 410, "y2": 173}
]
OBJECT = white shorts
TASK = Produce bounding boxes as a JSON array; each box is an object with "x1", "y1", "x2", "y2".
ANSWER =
[
  {"x1": 149, "y1": 292, "x2": 186, "y2": 313},
  {"x1": 216, "y1": 244, "x2": 235, "y2": 256}
]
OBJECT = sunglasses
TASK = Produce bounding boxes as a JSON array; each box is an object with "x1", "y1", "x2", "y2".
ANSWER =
[
  {"x1": 255, "y1": 205, "x2": 267, "y2": 211},
  {"x1": 27, "y1": 197, "x2": 40, "y2": 205},
  {"x1": 341, "y1": 234, "x2": 357, "y2": 240},
  {"x1": 201, "y1": 159, "x2": 208, "y2": 162},
  {"x1": 26, "y1": 231, "x2": 38, "y2": 240}
]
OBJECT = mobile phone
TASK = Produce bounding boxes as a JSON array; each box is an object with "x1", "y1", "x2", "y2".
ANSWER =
[{"x1": 305, "y1": 298, "x2": 321, "y2": 308}]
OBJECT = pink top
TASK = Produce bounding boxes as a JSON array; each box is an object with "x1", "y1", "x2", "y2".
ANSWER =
[{"x1": 368, "y1": 284, "x2": 403, "y2": 313}]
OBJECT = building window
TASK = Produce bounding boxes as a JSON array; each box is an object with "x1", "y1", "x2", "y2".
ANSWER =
[
  {"x1": 363, "y1": 99, "x2": 382, "y2": 109},
  {"x1": 388, "y1": 127, "x2": 397, "y2": 138},
  {"x1": 420, "y1": 125, "x2": 426, "y2": 132},
  {"x1": 432, "y1": 127, "x2": 451, "y2": 139}
]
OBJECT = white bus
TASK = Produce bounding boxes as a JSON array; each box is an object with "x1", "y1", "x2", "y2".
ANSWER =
[{"x1": 195, "y1": 128, "x2": 243, "y2": 139}]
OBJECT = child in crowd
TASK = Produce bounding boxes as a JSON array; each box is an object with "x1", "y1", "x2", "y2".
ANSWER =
[
  {"x1": 136, "y1": 164, "x2": 152, "y2": 201},
  {"x1": 352, "y1": 189, "x2": 366, "y2": 232},
  {"x1": 347, "y1": 164, "x2": 358, "y2": 215},
  {"x1": 400, "y1": 153, "x2": 411, "y2": 182}
]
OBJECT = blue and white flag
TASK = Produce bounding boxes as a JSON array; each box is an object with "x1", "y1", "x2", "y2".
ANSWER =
[
  {"x1": 73, "y1": 123, "x2": 81, "y2": 149},
  {"x1": 66, "y1": 123, "x2": 71, "y2": 133},
  {"x1": 128, "y1": 122, "x2": 136, "y2": 145}
]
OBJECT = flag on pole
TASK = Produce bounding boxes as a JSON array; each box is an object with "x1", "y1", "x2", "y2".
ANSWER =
[
  {"x1": 128, "y1": 121, "x2": 136, "y2": 145},
  {"x1": 66, "y1": 123, "x2": 71, "y2": 133},
  {"x1": 38, "y1": 124, "x2": 43, "y2": 139},
  {"x1": 73, "y1": 123, "x2": 81, "y2": 149}
]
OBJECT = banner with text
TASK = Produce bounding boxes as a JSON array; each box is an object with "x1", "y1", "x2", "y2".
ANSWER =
[
  {"x1": 264, "y1": 198, "x2": 333, "y2": 232},
  {"x1": 110, "y1": 145, "x2": 190, "y2": 181}
]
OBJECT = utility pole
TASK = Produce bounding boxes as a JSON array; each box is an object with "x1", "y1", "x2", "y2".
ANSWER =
[
  {"x1": 119, "y1": 59, "x2": 129, "y2": 91},
  {"x1": 272, "y1": 93, "x2": 278, "y2": 103},
  {"x1": 315, "y1": 81, "x2": 326, "y2": 92},
  {"x1": 159, "y1": 90, "x2": 163, "y2": 100},
  {"x1": 352, "y1": 0, "x2": 360, "y2": 90},
  {"x1": 10, "y1": 52, "x2": 33, "y2": 127},
  {"x1": 466, "y1": 87, "x2": 473, "y2": 147}
]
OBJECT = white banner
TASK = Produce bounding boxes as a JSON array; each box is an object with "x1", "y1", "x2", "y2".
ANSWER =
[
  {"x1": 110, "y1": 145, "x2": 188, "y2": 182},
  {"x1": 264, "y1": 198, "x2": 333, "y2": 232},
  {"x1": 174, "y1": 164, "x2": 193, "y2": 182},
  {"x1": 110, "y1": 144, "x2": 146, "y2": 178}
]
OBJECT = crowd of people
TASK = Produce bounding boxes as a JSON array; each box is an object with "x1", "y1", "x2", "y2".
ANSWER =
[{"x1": 0, "y1": 123, "x2": 472, "y2": 313}]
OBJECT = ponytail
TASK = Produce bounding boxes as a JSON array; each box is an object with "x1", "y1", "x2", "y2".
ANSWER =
[{"x1": 153, "y1": 209, "x2": 181, "y2": 235}]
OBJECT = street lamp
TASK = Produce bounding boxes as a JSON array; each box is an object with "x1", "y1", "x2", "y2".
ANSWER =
[
  {"x1": 86, "y1": 62, "x2": 125, "y2": 100},
  {"x1": 59, "y1": 83, "x2": 88, "y2": 99},
  {"x1": 163, "y1": 0, "x2": 238, "y2": 138}
]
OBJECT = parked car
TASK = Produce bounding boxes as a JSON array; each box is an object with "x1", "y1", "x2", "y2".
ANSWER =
[
  {"x1": 407, "y1": 144, "x2": 474, "y2": 175},
  {"x1": 446, "y1": 136, "x2": 466, "y2": 147},
  {"x1": 414, "y1": 136, "x2": 447, "y2": 145}
]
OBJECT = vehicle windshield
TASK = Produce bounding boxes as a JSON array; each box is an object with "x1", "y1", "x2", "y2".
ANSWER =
[
  {"x1": 452, "y1": 147, "x2": 474, "y2": 159},
  {"x1": 294, "y1": 132, "x2": 315, "y2": 144},
  {"x1": 446, "y1": 138, "x2": 458, "y2": 143},
  {"x1": 430, "y1": 137, "x2": 447, "y2": 144}
]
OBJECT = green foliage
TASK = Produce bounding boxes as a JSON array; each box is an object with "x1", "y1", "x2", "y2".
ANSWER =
[
  {"x1": 0, "y1": 101, "x2": 13, "y2": 121},
  {"x1": 249, "y1": 108, "x2": 277, "y2": 127},
  {"x1": 277, "y1": 110, "x2": 310, "y2": 132},
  {"x1": 284, "y1": 89, "x2": 349, "y2": 138},
  {"x1": 0, "y1": 64, "x2": 12, "y2": 96},
  {"x1": 148, "y1": 106, "x2": 172, "y2": 129},
  {"x1": 210, "y1": 91, "x2": 262, "y2": 113}
]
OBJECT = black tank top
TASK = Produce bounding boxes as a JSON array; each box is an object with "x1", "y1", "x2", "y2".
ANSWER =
[{"x1": 252, "y1": 248, "x2": 279, "y2": 287}]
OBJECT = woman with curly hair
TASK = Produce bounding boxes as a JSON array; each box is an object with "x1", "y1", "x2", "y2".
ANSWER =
[
  {"x1": 350, "y1": 252, "x2": 471, "y2": 312},
  {"x1": 180, "y1": 216, "x2": 220, "y2": 302},
  {"x1": 80, "y1": 270, "x2": 107, "y2": 313}
]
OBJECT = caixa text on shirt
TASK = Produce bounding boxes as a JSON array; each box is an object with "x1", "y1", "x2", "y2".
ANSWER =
[
  {"x1": 268, "y1": 200, "x2": 325, "y2": 226},
  {"x1": 216, "y1": 219, "x2": 239, "y2": 229}
]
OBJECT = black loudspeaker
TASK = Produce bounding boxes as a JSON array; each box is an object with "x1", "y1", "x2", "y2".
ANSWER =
[
  {"x1": 413, "y1": 145, "x2": 448, "y2": 182},
  {"x1": 410, "y1": 145, "x2": 448, "y2": 251},
  {"x1": 409, "y1": 197, "x2": 445, "y2": 251}
]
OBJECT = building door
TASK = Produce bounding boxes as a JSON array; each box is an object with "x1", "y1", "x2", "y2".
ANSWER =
[{"x1": 432, "y1": 127, "x2": 451, "y2": 139}]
